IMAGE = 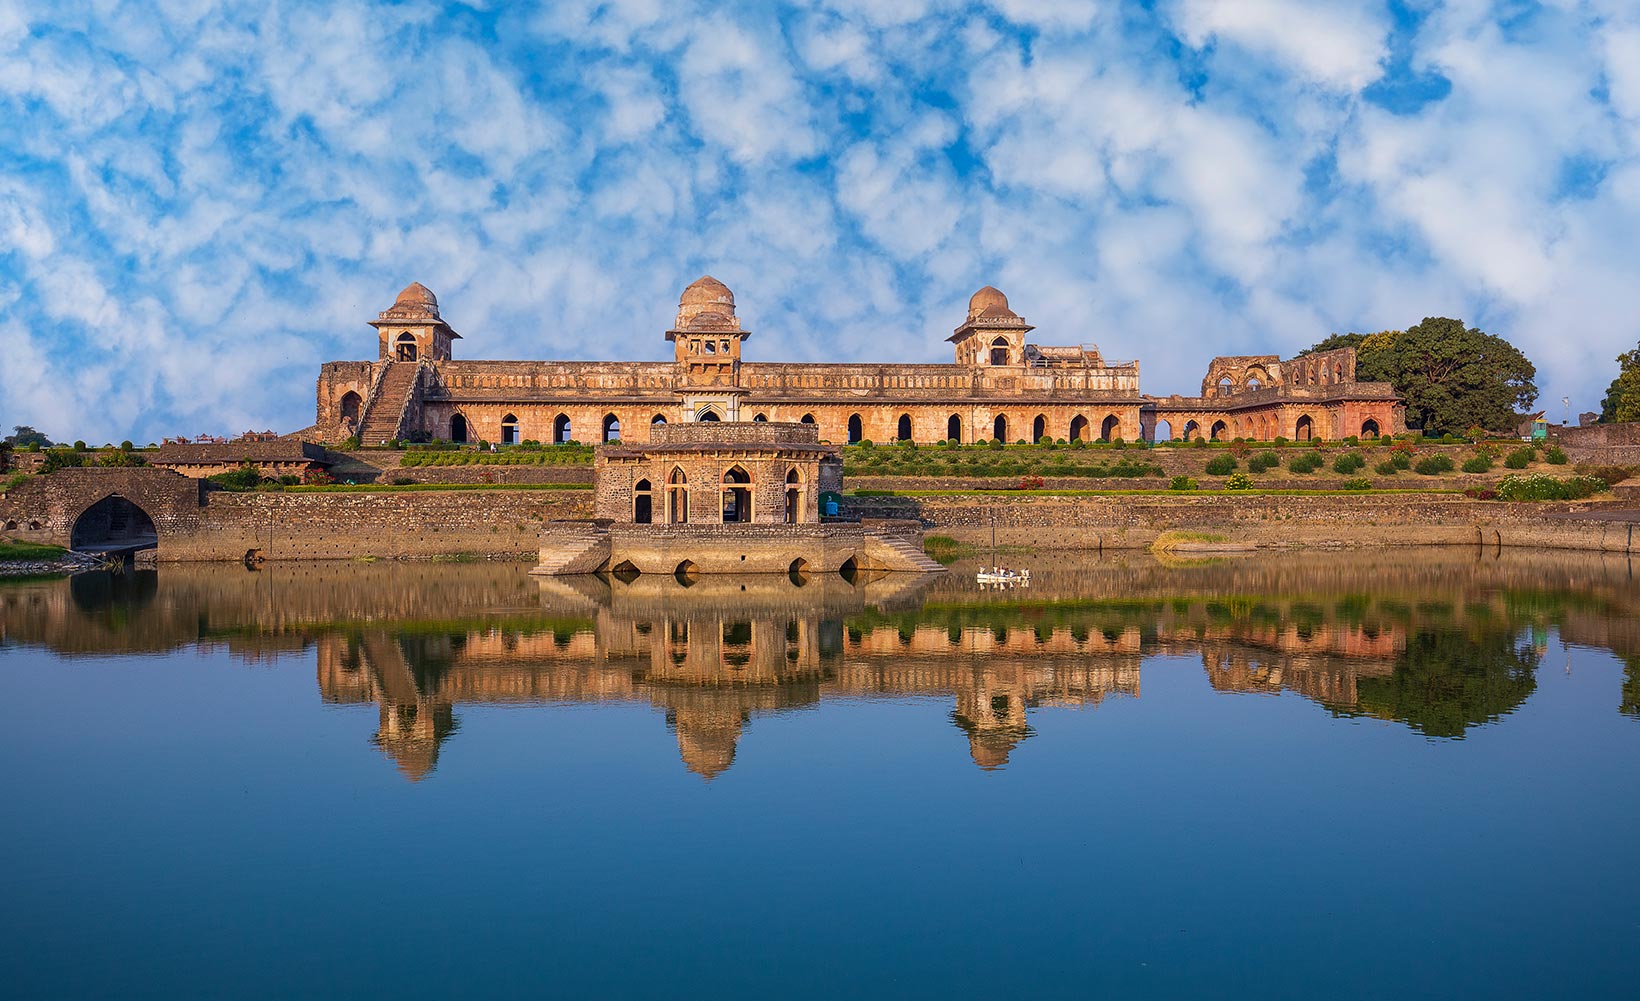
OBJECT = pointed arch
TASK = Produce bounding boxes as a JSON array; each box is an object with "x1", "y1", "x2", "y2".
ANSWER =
[
  {"x1": 651, "y1": 413, "x2": 668, "y2": 425},
  {"x1": 947, "y1": 414, "x2": 962, "y2": 443},
  {"x1": 722, "y1": 464, "x2": 752, "y2": 523},
  {"x1": 667, "y1": 467, "x2": 689, "y2": 524},
  {"x1": 800, "y1": 413, "x2": 816, "y2": 425},
  {"x1": 1100, "y1": 414, "x2": 1120, "y2": 442},
  {"x1": 553, "y1": 413, "x2": 571, "y2": 444},
  {"x1": 785, "y1": 466, "x2": 805, "y2": 524},
  {"x1": 395, "y1": 332, "x2": 418, "y2": 362},
  {"x1": 501, "y1": 413, "x2": 519, "y2": 445},
  {"x1": 1032, "y1": 414, "x2": 1046, "y2": 442},
  {"x1": 602, "y1": 413, "x2": 621, "y2": 442},
  {"x1": 847, "y1": 414, "x2": 863, "y2": 443},
  {"x1": 339, "y1": 391, "x2": 362, "y2": 425},
  {"x1": 1295, "y1": 414, "x2": 1314, "y2": 441},
  {"x1": 992, "y1": 414, "x2": 1007, "y2": 443},
  {"x1": 633, "y1": 478, "x2": 653, "y2": 524},
  {"x1": 752, "y1": 412, "x2": 768, "y2": 422},
  {"x1": 1183, "y1": 419, "x2": 1201, "y2": 441},
  {"x1": 989, "y1": 336, "x2": 1010, "y2": 365},
  {"x1": 1210, "y1": 420, "x2": 1228, "y2": 442},
  {"x1": 449, "y1": 413, "x2": 468, "y2": 444},
  {"x1": 897, "y1": 414, "x2": 912, "y2": 442},
  {"x1": 1069, "y1": 415, "x2": 1089, "y2": 442},
  {"x1": 1361, "y1": 418, "x2": 1381, "y2": 438}
]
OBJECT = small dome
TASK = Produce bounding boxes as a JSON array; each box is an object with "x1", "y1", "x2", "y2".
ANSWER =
[
  {"x1": 395, "y1": 282, "x2": 438, "y2": 308},
  {"x1": 968, "y1": 285, "x2": 1008, "y2": 318},
  {"x1": 680, "y1": 275, "x2": 735, "y2": 313}
]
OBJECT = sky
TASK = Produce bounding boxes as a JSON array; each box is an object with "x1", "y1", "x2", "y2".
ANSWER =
[{"x1": 2, "y1": 0, "x2": 1639, "y2": 444}]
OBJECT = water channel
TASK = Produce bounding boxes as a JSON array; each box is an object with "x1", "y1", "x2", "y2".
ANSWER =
[{"x1": 3, "y1": 551, "x2": 1639, "y2": 998}]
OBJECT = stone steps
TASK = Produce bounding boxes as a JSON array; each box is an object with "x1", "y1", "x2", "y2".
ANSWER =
[
  {"x1": 867, "y1": 533, "x2": 945, "y2": 573},
  {"x1": 358, "y1": 364, "x2": 419, "y2": 445},
  {"x1": 531, "y1": 528, "x2": 612, "y2": 575}
]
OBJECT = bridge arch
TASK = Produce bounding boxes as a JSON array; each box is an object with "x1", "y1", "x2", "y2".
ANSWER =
[{"x1": 71, "y1": 495, "x2": 158, "y2": 553}]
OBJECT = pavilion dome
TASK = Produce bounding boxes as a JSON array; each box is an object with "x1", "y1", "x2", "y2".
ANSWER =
[
  {"x1": 676, "y1": 275, "x2": 739, "y2": 330},
  {"x1": 968, "y1": 285, "x2": 1009, "y2": 319},
  {"x1": 395, "y1": 282, "x2": 438, "y2": 309}
]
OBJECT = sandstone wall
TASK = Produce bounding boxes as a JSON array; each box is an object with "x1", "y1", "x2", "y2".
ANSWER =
[{"x1": 1551, "y1": 422, "x2": 1640, "y2": 464}]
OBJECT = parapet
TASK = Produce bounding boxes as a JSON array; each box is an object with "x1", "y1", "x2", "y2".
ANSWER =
[{"x1": 647, "y1": 421, "x2": 821, "y2": 447}]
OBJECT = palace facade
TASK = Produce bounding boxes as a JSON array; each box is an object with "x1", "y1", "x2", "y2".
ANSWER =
[{"x1": 314, "y1": 278, "x2": 1402, "y2": 446}]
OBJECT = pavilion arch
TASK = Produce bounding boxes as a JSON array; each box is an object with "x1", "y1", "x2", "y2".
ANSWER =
[
  {"x1": 753, "y1": 413, "x2": 768, "y2": 423},
  {"x1": 801, "y1": 413, "x2": 817, "y2": 426},
  {"x1": 992, "y1": 414, "x2": 1008, "y2": 443},
  {"x1": 897, "y1": 414, "x2": 912, "y2": 442},
  {"x1": 449, "y1": 413, "x2": 468, "y2": 444},
  {"x1": 501, "y1": 413, "x2": 520, "y2": 445},
  {"x1": 1361, "y1": 418, "x2": 1381, "y2": 439},
  {"x1": 394, "y1": 332, "x2": 418, "y2": 362},
  {"x1": 1100, "y1": 414, "x2": 1120, "y2": 442},
  {"x1": 667, "y1": 467, "x2": 689, "y2": 524},
  {"x1": 784, "y1": 467, "x2": 805, "y2": 524},
  {"x1": 339, "y1": 391, "x2": 362, "y2": 426},
  {"x1": 1032, "y1": 414, "x2": 1047, "y2": 443},
  {"x1": 633, "y1": 478, "x2": 654, "y2": 524},
  {"x1": 848, "y1": 414, "x2": 864, "y2": 443},
  {"x1": 1210, "y1": 420, "x2": 1228, "y2": 442},
  {"x1": 989, "y1": 337, "x2": 1010, "y2": 365},
  {"x1": 674, "y1": 560, "x2": 699, "y2": 586},
  {"x1": 947, "y1": 414, "x2": 962, "y2": 443},
  {"x1": 722, "y1": 465, "x2": 752, "y2": 523},
  {"x1": 553, "y1": 413, "x2": 572, "y2": 444},
  {"x1": 1152, "y1": 418, "x2": 1173, "y2": 442},
  {"x1": 1069, "y1": 415, "x2": 1089, "y2": 442},
  {"x1": 1217, "y1": 376, "x2": 1234, "y2": 397},
  {"x1": 652, "y1": 413, "x2": 668, "y2": 426},
  {"x1": 602, "y1": 413, "x2": 621, "y2": 442},
  {"x1": 1183, "y1": 419, "x2": 1201, "y2": 441},
  {"x1": 696, "y1": 406, "x2": 721, "y2": 422},
  {"x1": 1295, "y1": 414, "x2": 1315, "y2": 441}
]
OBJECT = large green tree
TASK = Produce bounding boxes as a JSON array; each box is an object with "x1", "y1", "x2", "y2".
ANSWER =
[
  {"x1": 1302, "y1": 318, "x2": 1537, "y2": 434},
  {"x1": 1599, "y1": 344, "x2": 1640, "y2": 423},
  {"x1": 5, "y1": 425, "x2": 53, "y2": 448}
]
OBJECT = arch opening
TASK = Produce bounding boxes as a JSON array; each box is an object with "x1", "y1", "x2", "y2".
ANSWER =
[
  {"x1": 1032, "y1": 415, "x2": 1046, "y2": 442},
  {"x1": 1361, "y1": 418, "x2": 1380, "y2": 439},
  {"x1": 992, "y1": 414, "x2": 1007, "y2": 443},
  {"x1": 501, "y1": 413, "x2": 519, "y2": 446},
  {"x1": 1210, "y1": 420, "x2": 1228, "y2": 442},
  {"x1": 722, "y1": 465, "x2": 752, "y2": 523},
  {"x1": 1070, "y1": 415, "x2": 1089, "y2": 442},
  {"x1": 947, "y1": 414, "x2": 962, "y2": 443},
  {"x1": 667, "y1": 467, "x2": 689, "y2": 524},
  {"x1": 449, "y1": 414, "x2": 468, "y2": 443},
  {"x1": 1152, "y1": 418, "x2": 1173, "y2": 442},
  {"x1": 696, "y1": 407, "x2": 721, "y2": 422},
  {"x1": 800, "y1": 413, "x2": 817, "y2": 425},
  {"x1": 395, "y1": 332, "x2": 418, "y2": 362},
  {"x1": 785, "y1": 467, "x2": 804, "y2": 524},
  {"x1": 788, "y1": 558, "x2": 810, "y2": 584},
  {"x1": 1295, "y1": 414, "x2": 1314, "y2": 441},
  {"x1": 602, "y1": 414, "x2": 621, "y2": 442},
  {"x1": 753, "y1": 413, "x2": 768, "y2": 423},
  {"x1": 71, "y1": 495, "x2": 158, "y2": 553},
  {"x1": 339, "y1": 391, "x2": 362, "y2": 426},
  {"x1": 897, "y1": 414, "x2": 912, "y2": 442},
  {"x1": 652, "y1": 413, "x2": 668, "y2": 426},
  {"x1": 847, "y1": 414, "x2": 864, "y2": 444},
  {"x1": 1100, "y1": 414, "x2": 1120, "y2": 442},
  {"x1": 989, "y1": 337, "x2": 1010, "y2": 366},
  {"x1": 674, "y1": 560, "x2": 699, "y2": 586},
  {"x1": 553, "y1": 413, "x2": 572, "y2": 444},
  {"x1": 633, "y1": 478, "x2": 653, "y2": 524},
  {"x1": 1183, "y1": 419, "x2": 1201, "y2": 441}
]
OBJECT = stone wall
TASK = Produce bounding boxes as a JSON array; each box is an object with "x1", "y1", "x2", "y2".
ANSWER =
[{"x1": 1550, "y1": 422, "x2": 1640, "y2": 464}]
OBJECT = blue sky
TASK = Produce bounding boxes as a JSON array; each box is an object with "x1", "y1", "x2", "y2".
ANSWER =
[{"x1": 2, "y1": 0, "x2": 1638, "y2": 443}]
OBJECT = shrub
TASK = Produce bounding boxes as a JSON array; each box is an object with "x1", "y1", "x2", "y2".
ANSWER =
[
  {"x1": 73, "y1": 440, "x2": 87, "y2": 451},
  {"x1": 1248, "y1": 451, "x2": 1280, "y2": 473},
  {"x1": 277, "y1": 474, "x2": 300, "y2": 486},
  {"x1": 1038, "y1": 436, "x2": 1054, "y2": 446},
  {"x1": 1390, "y1": 452, "x2": 1412, "y2": 470},
  {"x1": 1272, "y1": 436, "x2": 1288, "y2": 447},
  {"x1": 1463, "y1": 488, "x2": 1498, "y2": 500},
  {"x1": 1288, "y1": 452, "x2": 1324, "y2": 474},
  {"x1": 96, "y1": 449, "x2": 146, "y2": 468},
  {"x1": 1495, "y1": 473, "x2": 1607, "y2": 501},
  {"x1": 1545, "y1": 445, "x2": 1568, "y2": 465},
  {"x1": 1575, "y1": 465, "x2": 1633, "y2": 487},
  {"x1": 341, "y1": 436, "x2": 362, "y2": 450},
  {"x1": 302, "y1": 468, "x2": 335, "y2": 486},
  {"x1": 1110, "y1": 437, "x2": 1126, "y2": 449},
  {"x1": 392, "y1": 476, "x2": 414, "y2": 485},
  {"x1": 1015, "y1": 475, "x2": 1045, "y2": 490},
  {"x1": 1504, "y1": 448, "x2": 1534, "y2": 469},
  {"x1": 1169, "y1": 475, "x2": 1198, "y2": 491},
  {"x1": 1414, "y1": 455, "x2": 1455, "y2": 475},
  {"x1": 208, "y1": 463, "x2": 264, "y2": 490},
  {"x1": 1374, "y1": 460, "x2": 1399, "y2": 476},
  {"x1": 1461, "y1": 456, "x2": 1493, "y2": 474},
  {"x1": 40, "y1": 449, "x2": 86, "y2": 473},
  {"x1": 1341, "y1": 477, "x2": 1372, "y2": 491},
  {"x1": 1332, "y1": 453, "x2": 1365, "y2": 474},
  {"x1": 1205, "y1": 454, "x2": 1238, "y2": 475},
  {"x1": 1224, "y1": 472, "x2": 1254, "y2": 490},
  {"x1": 1191, "y1": 437, "x2": 1208, "y2": 448},
  {"x1": 119, "y1": 440, "x2": 134, "y2": 451}
]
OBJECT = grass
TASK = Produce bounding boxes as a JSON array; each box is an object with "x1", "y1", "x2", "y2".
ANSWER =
[
  {"x1": 0, "y1": 540, "x2": 68, "y2": 560},
  {"x1": 849, "y1": 488, "x2": 1469, "y2": 498}
]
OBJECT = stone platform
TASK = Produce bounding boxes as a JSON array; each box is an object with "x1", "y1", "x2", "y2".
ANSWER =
[{"x1": 530, "y1": 518, "x2": 943, "y2": 576}]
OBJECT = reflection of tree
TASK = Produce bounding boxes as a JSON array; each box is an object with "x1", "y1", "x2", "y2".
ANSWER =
[
  {"x1": 1349, "y1": 629, "x2": 1539, "y2": 737},
  {"x1": 1622, "y1": 657, "x2": 1640, "y2": 720}
]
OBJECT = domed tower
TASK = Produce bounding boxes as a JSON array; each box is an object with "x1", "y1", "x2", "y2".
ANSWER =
[
  {"x1": 948, "y1": 285, "x2": 1033, "y2": 366},
  {"x1": 370, "y1": 282, "x2": 461, "y2": 362},
  {"x1": 666, "y1": 275, "x2": 751, "y2": 419}
]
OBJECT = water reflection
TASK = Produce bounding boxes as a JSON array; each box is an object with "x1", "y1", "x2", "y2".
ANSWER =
[{"x1": 4, "y1": 550, "x2": 1638, "y2": 779}]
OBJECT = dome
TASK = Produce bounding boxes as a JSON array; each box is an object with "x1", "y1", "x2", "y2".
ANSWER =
[
  {"x1": 680, "y1": 275, "x2": 735, "y2": 314},
  {"x1": 968, "y1": 285, "x2": 1008, "y2": 318},
  {"x1": 395, "y1": 282, "x2": 438, "y2": 308}
]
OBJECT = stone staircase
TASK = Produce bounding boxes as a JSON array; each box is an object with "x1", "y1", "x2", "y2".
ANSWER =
[
  {"x1": 865, "y1": 532, "x2": 945, "y2": 573},
  {"x1": 357, "y1": 363, "x2": 419, "y2": 445},
  {"x1": 531, "y1": 524, "x2": 613, "y2": 575}
]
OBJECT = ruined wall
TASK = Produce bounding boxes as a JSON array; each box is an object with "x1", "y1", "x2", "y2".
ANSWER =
[
  {"x1": 1550, "y1": 422, "x2": 1640, "y2": 464},
  {"x1": 0, "y1": 468, "x2": 205, "y2": 543}
]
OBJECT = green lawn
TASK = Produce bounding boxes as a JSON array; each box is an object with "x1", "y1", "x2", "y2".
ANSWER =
[{"x1": 0, "y1": 540, "x2": 67, "y2": 560}]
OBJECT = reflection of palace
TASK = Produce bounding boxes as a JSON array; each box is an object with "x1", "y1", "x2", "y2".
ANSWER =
[{"x1": 6, "y1": 552, "x2": 1639, "y2": 779}]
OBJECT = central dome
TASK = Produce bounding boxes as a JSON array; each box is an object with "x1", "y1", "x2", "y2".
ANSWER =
[
  {"x1": 395, "y1": 281, "x2": 438, "y2": 308},
  {"x1": 680, "y1": 275, "x2": 735, "y2": 312},
  {"x1": 968, "y1": 285, "x2": 1008, "y2": 319}
]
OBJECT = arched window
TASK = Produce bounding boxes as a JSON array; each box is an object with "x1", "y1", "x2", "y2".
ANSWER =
[
  {"x1": 1217, "y1": 376, "x2": 1233, "y2": 397},
  {"x1": 990, "y1": 337, "x2": 1010, "y2": 366},
  {"x1": 1246, "y1": 376, "x2": 1262, "y2": 390},
  {"x1": 1152, "y1": 419, "x2": 1174, "y2": 442},
  {"x1": 602, "y1": 414, "x2": 621, "y2": 442},
  {"x1": 800, "y1": 413, "x2": 816, "y2": 425},
  {"x1": 722, "y1": 465, "x2": 752, "y2": 523},
  {"x1": 753, "y1": 413, "x2": 768, "y2": 423},
  {"x1": 449, "y1": 414, "x2": 468, "y2": 443},
  {"x1": 339, "y1": 391, "x2": 362, "y2": 425},
  {"x1": 652, "y1": 414, "x2": 668, "y2": 425},
  {"x1": 1335, "y1": 362, "x2": 1344, "y2": 383},
  {"x1": 1032, "y1": 415, "x2": 1046, "y2": 442},
  {"x1": 553, "y1": 414, "x2": 572, "y2": 444},
  {"x1": 633, "y1": 478, "x2": 653, "y2": 524},
  {"x1": 667, "y1": 467, "x2": 689, "y2": 524},
  {"x1": 1069, "y1": 415, "x2": 1088, "y2": 442},
  {"x1": 947, "y1": 414, "x2": 962, "y2": 443},
  {"x1": 785, "y1": 467, "x2": 804, "y2": 524},
  {"x1": 992, "y1": 414, "x2": 1007, "y2": 442},
  {"x1": 696, "y1": 407, "x2": 721, "y2": 422},
  {"x1": 848, "y1": 414, "x2": 863, "y2": 443},
  {"x1": 501, "y1": 413, "x2": 519, "y2": 445},
  {"x1": 1101, "y1": 414, "x2": 1120, "y2": 442},
  {"x1": 1361, "y1": 418, "x2": 1380, "y2": 439},
  {"x1": 1295, "y1": 414, "x2": 1314, "y2": 441},
  {"x1": 897, "y1": 414, "x2": 912, "y2": 442},
  {"x1": 1210, "y1": 420, "x2": 1228, "y2": 441},
  {"x1": 395, "y1": 332, "x2": 418, "y2": 362},
  {"x1": 1183, "y1": 419, "x2": 1201, "y2": 441}
]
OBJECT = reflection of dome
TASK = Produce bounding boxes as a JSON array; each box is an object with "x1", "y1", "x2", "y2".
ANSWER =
[
  {"x1": 668, "y1": 707, "x2": 744, "y2": 781},
  {"x1": 395, "y1": 282, "x2": 438, "y2": 309},
  {"x1": 372, "y1": 701, "x2": 457, "y2": 782},
  {"x1": 968, "y1": 285, "x2": 1008, "y2": 318}
]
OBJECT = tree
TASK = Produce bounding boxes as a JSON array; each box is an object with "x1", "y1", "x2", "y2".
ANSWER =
[
  {"x1": 1600, "y1": 344, "x2": 1640, "y2": 423},
  {"x1": 1303, "y1": 319, "x2": 1536, "y2": 434},
  {"x1": 1351, "y1": 627, "x2": 1540, "y2": 738},
  {"x1": 5, "y1": 425, "x2": 53, "y2": 448}
]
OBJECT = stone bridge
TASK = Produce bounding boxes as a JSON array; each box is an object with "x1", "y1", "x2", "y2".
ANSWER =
[{"x1": 0, "y1": 468, "x2": 204, "y2": 554}]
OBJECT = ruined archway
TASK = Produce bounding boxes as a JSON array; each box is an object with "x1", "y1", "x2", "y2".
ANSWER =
[
  {"x1": 1295, "y1": 414, "x2": 1314, "y2": 441},
  {"x1": 1100, "y1": 414, "x2": 1120, "y2": 442},
  {"x1": 339, "y1": 391, "x2": 362, "y2": 426},
  {"x1": 1361, "y1": 418, "x2": 1380, "y2": 438},
  {"x1": 1152, "y1": 418, "x2": 1173, "y2": 442},
  {"x1": 1183, "y1": 420, "x2": 1201, "y2": 441},
  {"x1": 1069, "y1": 415, "x2": 1088, "y2": 442},
  {"x1": 449, "y1": 414, "x2": 468, "y2": 443},
  {"x1": 70, "y1": 495, "x2": 158, "y2": 553},
  {"x1": 848, "y1": 414, "x2": 864, "y2": 443},
  {"x1": 602, "y1": 414, "x2": 621, "y2": 442},
  {"x1": 1210, "y1": 420, "x2": 1228, "y2": 441}
]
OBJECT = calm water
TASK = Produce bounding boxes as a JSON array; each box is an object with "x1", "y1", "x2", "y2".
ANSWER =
[{"x1": 3, "y1": 552, "x2": 1640, "y2": 999}]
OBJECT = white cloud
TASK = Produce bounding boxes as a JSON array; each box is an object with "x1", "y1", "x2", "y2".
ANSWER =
[{"x1": 1168, "y1": 0, "x2": 1391, "y2": 91}]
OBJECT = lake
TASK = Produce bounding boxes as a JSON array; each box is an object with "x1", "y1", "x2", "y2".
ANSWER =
[{"x1": 3, "y1": 552, "x2": 1639, "y2": 999}]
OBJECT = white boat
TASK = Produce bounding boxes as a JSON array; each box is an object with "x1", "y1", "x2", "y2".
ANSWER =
[{"x1": 977, "y1": 566, "x2": 1030, "y2": 588}]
